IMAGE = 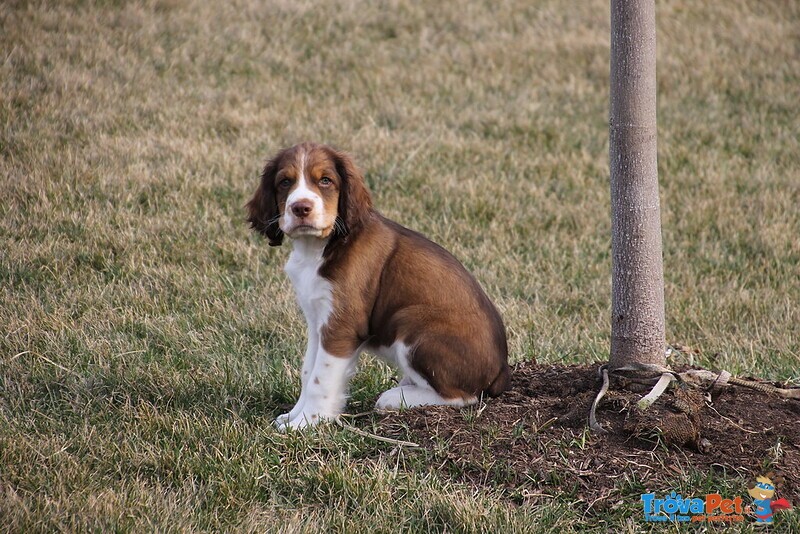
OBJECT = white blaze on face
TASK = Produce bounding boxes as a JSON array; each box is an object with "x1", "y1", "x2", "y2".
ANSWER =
[{"x1": 281, "y1": 148, "x2": 326, "y2": 235}]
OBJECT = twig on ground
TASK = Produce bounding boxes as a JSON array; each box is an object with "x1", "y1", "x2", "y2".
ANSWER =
[
  {"x1": 335, "y1": 418, "x2": 420, "y2": 448},
  {"x1": 706, "y1": 404, "x2": 759, "y2": 434},
  {"x1": 7, "y1": 350, "x2": 30, "y2": 362},
  {"x1": 13, "y1": 351, "x2": 81, "y2": 377},
  {"x1": 534, "y1": 417, "x2": 558, "y2": 433}
]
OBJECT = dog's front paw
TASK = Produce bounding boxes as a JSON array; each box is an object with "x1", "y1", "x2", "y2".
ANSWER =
[
  {"x1": 274, "y1": 412, "x2": 331, "y2": 432},
  {"x1": 273, "y1": 412, "x2": 292, "y2": 431}
]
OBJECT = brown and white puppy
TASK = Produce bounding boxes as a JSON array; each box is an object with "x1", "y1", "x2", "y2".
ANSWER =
[{"x1": 247, "y1": 142, "x2": 510, "y2": 430}]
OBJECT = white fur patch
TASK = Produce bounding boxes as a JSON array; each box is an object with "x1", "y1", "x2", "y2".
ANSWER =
[
  {"x1": 280, "y1": 149, "x2": 326, "y2": 234},
  {"x1": 277, "y1": 348, "x2": 357, "y2": 430},
  {"x1": 372, "y1": 342, "x2": 477, "y2": 411},
  {"x1": 276, "y1": 237, "x2": 359, "y2": 431},
  {"x1": 375, "y1": 385, "x2": 474, "y2": 411}
]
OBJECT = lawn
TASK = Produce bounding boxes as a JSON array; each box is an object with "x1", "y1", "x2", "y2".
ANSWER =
[{"x1": 1, "y1": 0, "x2": 798, "y2": 531}]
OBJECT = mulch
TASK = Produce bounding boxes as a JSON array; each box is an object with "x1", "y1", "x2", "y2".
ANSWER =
[{"x1": 376, "y1": 361, "x2": 800, "y2": 512}]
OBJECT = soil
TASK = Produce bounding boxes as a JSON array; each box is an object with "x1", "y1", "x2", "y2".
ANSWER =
[{"x1": 377, "y1": 361, "x2": 800, "y2": 512}]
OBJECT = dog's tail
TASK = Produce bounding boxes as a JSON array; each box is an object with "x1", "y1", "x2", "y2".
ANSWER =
[{"x1": 486, "y1": 363, "x2": 511, "y2": 397}]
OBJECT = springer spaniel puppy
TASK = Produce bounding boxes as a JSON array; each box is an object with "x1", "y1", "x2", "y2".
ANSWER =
[{"x1": 247, "y1": 142, "x2": 510, "y2": 430}]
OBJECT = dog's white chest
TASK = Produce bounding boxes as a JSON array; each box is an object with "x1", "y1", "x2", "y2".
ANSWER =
[{"x1": 285, "y1": 239, "x2": 333, "y2": 328}]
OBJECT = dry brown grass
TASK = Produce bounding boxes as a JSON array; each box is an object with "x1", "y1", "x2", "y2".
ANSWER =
[{"x1": 1, "y1": 0, "x2": 798, "y2": 531}]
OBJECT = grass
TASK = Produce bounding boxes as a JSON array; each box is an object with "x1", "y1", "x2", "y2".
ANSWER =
[{"x1": 1, "y1": 0, "x2": 798, "y2": 531}]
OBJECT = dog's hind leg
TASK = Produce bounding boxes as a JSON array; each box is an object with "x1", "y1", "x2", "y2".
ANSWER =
[{"x1": 374, "y1": 383, "x2": 476, "y2": 411}]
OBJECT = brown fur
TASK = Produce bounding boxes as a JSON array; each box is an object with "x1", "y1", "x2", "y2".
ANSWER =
[{"x1": 247, "y1": 143, "x2": 510, "y2": 401}]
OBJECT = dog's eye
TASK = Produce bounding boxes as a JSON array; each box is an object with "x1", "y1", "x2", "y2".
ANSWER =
[
  {"x1": 278, "y1": 178, "x2": 293, "y2": 189},
  {"x1": 319, "y1": 177, "x2": 333, "y2": 186}
]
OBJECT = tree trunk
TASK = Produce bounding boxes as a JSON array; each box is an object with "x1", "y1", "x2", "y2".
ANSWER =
[{"x1": 609, "y1": 0, "x2": 666, "y2": 370}]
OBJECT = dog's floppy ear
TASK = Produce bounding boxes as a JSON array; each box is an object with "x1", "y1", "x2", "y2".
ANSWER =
[
  {"x1": 331, "y1": 148, "x2": 372, "y2": 239},
  {"x1": 246, "y1": 157, "x2": 284, "y2": 247}
]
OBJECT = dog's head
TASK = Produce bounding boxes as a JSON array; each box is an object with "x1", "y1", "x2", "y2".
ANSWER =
[{"x1": 246, "y1": 142, "x2": 372, "y2": 247}]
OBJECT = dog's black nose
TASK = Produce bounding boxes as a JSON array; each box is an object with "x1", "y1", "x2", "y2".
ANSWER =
[{"x1": 291, "y1": 200, "x2": 313, "y2": 218}]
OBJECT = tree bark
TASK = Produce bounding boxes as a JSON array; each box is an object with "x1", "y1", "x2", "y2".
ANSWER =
[{"x1": 609, "y1": 0, "x2": 666, "y2": 370}]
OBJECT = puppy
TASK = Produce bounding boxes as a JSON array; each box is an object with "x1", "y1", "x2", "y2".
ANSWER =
[{"x1": 247, "y1": 142, "x2": 510, "y2": 430}]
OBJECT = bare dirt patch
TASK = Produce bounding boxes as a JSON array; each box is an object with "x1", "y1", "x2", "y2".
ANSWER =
[{"x1": 377, "y1": 362, "x2": 800, "y2": 511}]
